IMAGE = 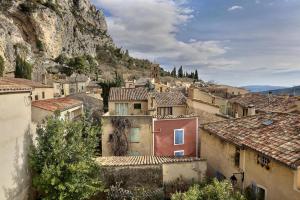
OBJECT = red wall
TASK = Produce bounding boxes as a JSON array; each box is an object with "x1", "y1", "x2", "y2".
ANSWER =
[{"x1": 154, "y1": 118, "x2": 198, "y2": 157}]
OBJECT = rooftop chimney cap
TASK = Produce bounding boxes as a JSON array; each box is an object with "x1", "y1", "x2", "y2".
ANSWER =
[{"x1": 248, "y1": 104, "x2": 255, "y2": 108}]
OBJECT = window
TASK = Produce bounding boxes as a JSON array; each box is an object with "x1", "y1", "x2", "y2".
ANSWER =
[
  {"x1": 174, "y1": 150, "x2": 184, "y2": 157},
  {"x1": 34, "y1": 95, "x2": 38, "y2": 101},
  {"x1": 257, "y1": 155, "x2": 270, "y2": 169},
  {"x1": 174, "y1": 129, "x2": 184, "y2": 145},
  {"x1": 243, "y1": 108, "x2": 248, "y2": 116},
  {"x1": 42, "y1": 92, "x2": 45, "y2": 99},
  {"x1": 115, "y1": 103, "x2": 129, "y2": 115},
  {"x1": 157, "y1": 107, "x2": 173, "y2": 116},
  {"x1": 129, "y1": 128, "x2": 140, "y2": 143},
  {"x1": 250, "y1": 185, "x2": 266, "y2": 200},
  {"x1": 134, "y1": 103, "x2": 142, "y2": 109},
  {"x1": 234, "y1": 147, "x2": 240, "y2": 167}
]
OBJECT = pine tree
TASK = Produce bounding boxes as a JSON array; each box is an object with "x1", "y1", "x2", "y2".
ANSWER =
[
  {"x1": 195, "y1": 70, "x2": 199, "y2": 81},
  {"x1": 171, "y1": 67, "x2": 177, "y2": 77},
  {"x1": 178, "y1": 66, "x2": 183, "y2": 78}
]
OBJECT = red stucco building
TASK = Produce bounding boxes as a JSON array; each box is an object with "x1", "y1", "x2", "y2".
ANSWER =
[{"x1": 153, "y1": 117, "x2": 198, "y2": 157}]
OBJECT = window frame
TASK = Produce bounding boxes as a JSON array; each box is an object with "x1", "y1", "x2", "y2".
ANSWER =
[
  {"x1": 133, "y1": 103, "x2": 142, "y2": 110},
  {"x1": 129, "y1": 127, "x2": 140, "y2": 143},
  {"x1": 174, "y1": 129, "x2": 184, "y2": 145},
  {"x1": 174, "y1": 150, "x2": 184, "y2": 157}
]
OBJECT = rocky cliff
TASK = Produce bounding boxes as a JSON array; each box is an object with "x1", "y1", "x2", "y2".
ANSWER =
[{"x1": 0, "y1": 0, "x2": 114, "y2": 76}]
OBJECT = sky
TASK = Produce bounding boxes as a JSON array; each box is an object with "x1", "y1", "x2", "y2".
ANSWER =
[{"x1": 91, "y1": 0, "x2": 300, "y2": 87}]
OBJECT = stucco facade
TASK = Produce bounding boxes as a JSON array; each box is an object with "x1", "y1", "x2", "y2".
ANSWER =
[
  {"x1": 108, "y1": 100, "x2": 148, "y2": 115},
  {"x1": 0, "y1": 91, "x2": 32, "y2": 200},
  {"x1": 102, "y1": 115, "x2": 153, "y2": 156},
  {"x1": 200, "y1": 129, "x2": 300, "y2": 200},
  {"x1": 31, "y1": 87, "x2": 54, "y2": 101},
  {"x1": 153, "y1": 117, "x2": 198, "y2": 157}
]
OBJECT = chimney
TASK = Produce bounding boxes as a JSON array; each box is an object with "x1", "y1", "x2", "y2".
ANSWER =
[{"x1": 247, "y1": 104, "x2": 256, "y2": 116}]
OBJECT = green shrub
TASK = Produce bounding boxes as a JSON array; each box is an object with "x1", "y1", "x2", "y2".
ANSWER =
[
  {"x1": 107, "y1": 183, "x2": 133, "y2": 200},
  {"x1": 29, "y1": 115, "x2": 104, "y2": 199},
  {"x1": 36, "y1": 39, "x2": 44, "y2": 51},
  {"x1": 171, "y1": 179, "x2": 245, "y2": 200},
  {"x1": 15, "y1": 55, "x2": 32, "y2": 80},
  {"x1": 0, "y1": 55, "x2": 4, "y2": 77}
]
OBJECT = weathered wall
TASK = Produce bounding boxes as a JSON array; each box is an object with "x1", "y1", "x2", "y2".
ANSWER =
[
  {"x1": 31, "y1": 87, "x2": 54, "y2": 101},
  {"x1": 162, "y1": 160, "x2": 207, "y2": 183},
  {"x1": 101, "y1": 165, "x2": 163, "y2": 189},
  {"x1": 102, "y1": 116, "x2": 153, "y2": 156},
  {"x1": 31, "y1": 106, "x2": 53, "y2": 123},
  {"x1": 108, "y1": 101, "x2": 148, "y2": 115},
  {"x1": 0, "y1": 91, "x2": 32, "y2": 200},
  {"x1": 154, "y1": 118, "x2": 198, "y2": 157},
  {"x1": 200, "y1": 129, "x2": 300, "y2": 200}
]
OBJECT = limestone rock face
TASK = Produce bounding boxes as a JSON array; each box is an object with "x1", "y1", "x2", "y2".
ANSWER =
[{"x1": 0, "y1": 0, "x2": 113, "y2": 74}]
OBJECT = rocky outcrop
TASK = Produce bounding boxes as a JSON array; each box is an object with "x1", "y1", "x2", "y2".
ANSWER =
[{"x1": 0, "y1": 0, "x2": 113, "y2": 74}]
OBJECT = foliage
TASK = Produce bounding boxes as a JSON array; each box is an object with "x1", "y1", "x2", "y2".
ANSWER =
[
  {"x1": 194, "y1": 70, "x2": 199, "y2": 81},
  {"x1": 98, "y1": 71, "x2": 124, "y2": 112},
  {"x1": 107, "y1": 184, "x2": 164, "y2": 200},
  {"x1": 110, "y1": 117, "x2": 131, "y2": 156},
  {"x1": 107, "y1": 183, "x2": 133, "y2": 200},
  {"x1": 171, "y1": 179, "x2": 245, "y2": 200},
  {"x1": 29, "y1": 115, "x2": 104, "y2": 200},
  {"x1": 19, "y1": 1, "x2": 38, "y2": 13},
  {"x1": 36, "y1": 39, "x2": 44, "y2": 51},
  {"x1": 0, "y1": 55, "x2": 4, "y2": 77},
  {"x1": 171, "y1": 67, "x2": 177, "y2": 77},
  {"x1": 15, "y1": 55, "x2": 32, "y2": 80}
]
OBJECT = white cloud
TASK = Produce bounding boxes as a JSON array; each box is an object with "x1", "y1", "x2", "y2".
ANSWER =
[
  {"x1": 92, "y1": 0, "x2": 236, "y2": 68},
  {"x1": 228, "y1": 5, "x2": 243, "y2": 11}
]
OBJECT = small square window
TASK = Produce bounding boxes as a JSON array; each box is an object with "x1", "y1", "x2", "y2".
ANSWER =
[
  {"x1": 174, "y1": 129, "x2": 184, "y2": 145},
  {"x1": 134, "y1": 103, "x2": 142, "y2": 109},
  {"x1": 34, "y1": 95, "x2": 38, "y2": 101},
  {"x1": 129, "y1": 128, "x2": 140, "y2": 143},
  {"x1": 174, "y1": 150, "x2": 184, "y2": 157}
]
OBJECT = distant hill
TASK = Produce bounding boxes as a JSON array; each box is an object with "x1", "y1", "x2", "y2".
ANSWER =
[
  {"x1": 262, "y1": 86, "x2": 300, "y2": 96},
  {"x1": 243, "y1": 85, "x2": 287, "y2": 93}
]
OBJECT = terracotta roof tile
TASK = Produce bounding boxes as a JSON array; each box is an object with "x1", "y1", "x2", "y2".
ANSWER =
[
  {"x1": 230, "y1": 93, "x2": 299, "y2": 113},
  {"x1": 203, "y1": 113, "x2": 300, "y2": 169},
  {"x1": 109, "y1": 87, "x2": 148, "y2": 101},
  {"x1": 96, "y1": 156, "x2": 202, "y2": 167},
  {"x1": 32, "y1": 97, "x2": 82, "y2": 112},
  {"x1": 0, "y1": 79, "x2": 31, "y2": 93},
  {"x1": 2, "y1": 77, "x2": 52, "y2": 88},
  {"x1": 153, "y1": 91, "x2": 186, "y2": 106}
]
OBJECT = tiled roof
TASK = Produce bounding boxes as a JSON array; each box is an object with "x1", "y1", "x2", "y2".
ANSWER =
[
  {"x1": 109, "y1": 87, "x2": 148, "y2": 101},
  {"x1": 32, "y1": 97, "x2": 83, "y2": 112},
  {"x1": 203, "y1": 113, "x2": 300, "y2": 169},
  {"x1": 153, "y1": 113, "x2": 197, "y2": 119},
  {"x1": 229, "y1": 93, "x2": 299, "y2": 113},
  {"x1": 97, "y1": 156, "x2": 202, "y2": 167},
  {"x1": 153, "y1": 91, "x2": 186, "y2": 106},
  {"x1": 0, "y1": 79, "x2": 31, "y2": 93},
  {"x1": 2, "y1": 77, "x2": 52, "y2": 88}
]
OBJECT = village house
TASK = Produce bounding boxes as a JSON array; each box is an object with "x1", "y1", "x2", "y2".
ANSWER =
[
  {"x1": 97, "y1": 156, "x2": 207, "y2": 187},
  {"x1": 228, "y1": 93, "x2": 300, "y2": 118},
  {"x1": 53, "y1": 74, "x2": 90, "y2": 97},
  {"x1": 2, "y1": 77, "x2": 54, "y2": 101},
  {"x1": 31, "y1": 97, "x2": 83, "y2": 123},
  {"x1": 153, "y1": 115, "x2": 198, "y2": 157},
  {"x1": 0, "y1": 80, "x2": 32, "y2": 200},
  {"x1": 102, "y1": 87, "x2": 198, "y2": 157},
  {"x1": 200, "y1": 112, "x2": 300, "y2": 200}
]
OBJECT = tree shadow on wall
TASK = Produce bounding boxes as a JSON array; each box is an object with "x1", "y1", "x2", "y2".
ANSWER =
[{"x1": 2, "y1": 127, "x2": 33, "y2": 200}]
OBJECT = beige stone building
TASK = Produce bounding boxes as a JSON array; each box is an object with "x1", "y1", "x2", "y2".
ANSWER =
[
  {"x1": 0, "y1": 80, "x2": 32, "y2": 200},
  {"x1": 201, "y1": 112, "x2": 300, "y2": 200},
  {"x1": 102, "y1": 115, "x2": 153, "y2": 156},
  {"x1": 97, "y1": 156, "x2": 207, "y2": 184},
  {"x1": 2, "y1": 77, "x2": 54, "y2": 101},
  {"x1": 228, "y1": 93, "x2": 300, "y2": 118},
  {"x1": 31, "y1": 97, "x2": 83, "y2": 123}
]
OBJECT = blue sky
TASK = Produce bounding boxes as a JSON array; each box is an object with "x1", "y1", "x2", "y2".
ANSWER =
[{"x1": 92, "y1": 0, "x2": 300, "y2": 87}]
